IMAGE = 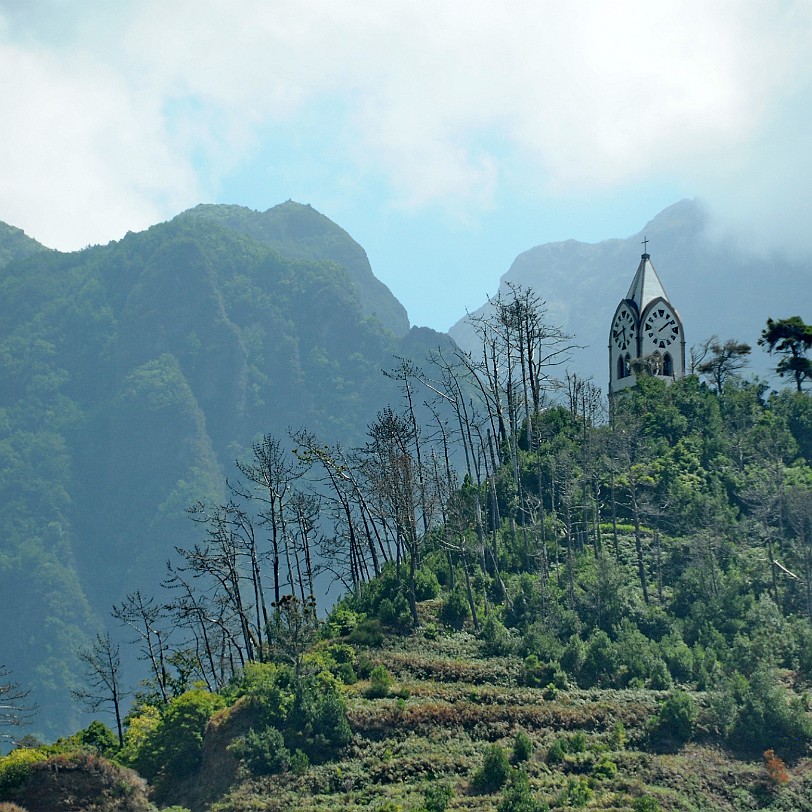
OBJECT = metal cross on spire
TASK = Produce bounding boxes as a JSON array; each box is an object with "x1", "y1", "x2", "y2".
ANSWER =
[{"x1": 642, "y1": 236, "x2": 649, "y2": 254}]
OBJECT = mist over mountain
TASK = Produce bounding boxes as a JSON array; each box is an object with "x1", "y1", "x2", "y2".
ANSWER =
[
  {"x1": 449, "y1": 199, "x2": 803, "y2": 389},
  {"x1": 0, "y1": 202, "x2": 445, "y2": 737}
]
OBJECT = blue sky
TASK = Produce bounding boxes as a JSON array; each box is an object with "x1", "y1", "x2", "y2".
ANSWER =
[{"x1": 1, "y1": 1, "x2": 811, "y2": 331}]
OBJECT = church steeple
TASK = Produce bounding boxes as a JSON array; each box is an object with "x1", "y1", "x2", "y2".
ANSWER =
[
  {"x1": 608, "y1": 247, "x2": 686, "y2": 397},
  {"x1": 625, "y1": 251, "x2": 670, "y2": 315}
]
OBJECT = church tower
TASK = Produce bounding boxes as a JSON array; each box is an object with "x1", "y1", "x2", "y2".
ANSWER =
[{"x1": 609, "y1": 247, "x2": 685, "y2": 397}]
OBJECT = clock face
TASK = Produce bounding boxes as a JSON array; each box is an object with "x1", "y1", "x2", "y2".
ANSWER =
[
  {"x1": 612, "y1": 309, "x2": 636, "y2": 351},
  {"x1": 644, "y1": 308, "x2": 679, "y2": 348}
]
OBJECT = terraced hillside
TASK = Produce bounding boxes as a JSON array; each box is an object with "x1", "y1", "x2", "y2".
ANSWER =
[{"x1": 207, "y1": 613, "x2": 812, "y2": 812}]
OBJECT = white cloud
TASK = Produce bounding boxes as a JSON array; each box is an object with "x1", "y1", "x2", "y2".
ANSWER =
[{"x1": 1, "y1": 1, "x2": 812, "y2": 252}]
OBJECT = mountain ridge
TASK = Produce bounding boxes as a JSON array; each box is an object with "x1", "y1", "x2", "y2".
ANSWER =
[{"x1": 449, "y1": 198, "x2": 802, "y2": 388}]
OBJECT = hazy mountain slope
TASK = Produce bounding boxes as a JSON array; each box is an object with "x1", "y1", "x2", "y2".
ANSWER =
[
  {"x1": 176, "y1": 202, "x2": 410, "y2": 336},
  {"x1": 0, "y1": 204, "x2": 446, "y2": 738},
  {"x1": 449, "y1": 199, "x2": 804, "y2": 389},
  {"x1": 0, "y1": 221, "x2": 48, "y2": 268}
]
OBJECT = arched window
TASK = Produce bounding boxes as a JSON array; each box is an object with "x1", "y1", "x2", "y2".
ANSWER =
[
  {"x1": 624, "y1": 353, "x2": 631, "y2": 378},
  {"x1": 663, "y1": 352, "x2": 674, "y2": 376},
  {"x1": 617, "y1": 355, "x2": 626, "y2": 379},
  {"x1": 651, "y1": 351, "x2": 663, "y2": 375}
]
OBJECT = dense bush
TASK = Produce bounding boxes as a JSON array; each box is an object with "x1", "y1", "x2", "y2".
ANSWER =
[
  {"x1": 128, "y1": 689, "x2": 226, "y2": 782},
  {"x1": 649, "y1": 691, "x2": 697, "y2": 746},
  {"x1": 498, "y1": 769, "x2": 548, "y2": 812},
  {"x1": 422, "y1": 781, "x2": 453, "y2": 812},
  {"x1": 480, "y1": 614, "x2": 515, "y2": 656},
  {"x1": 287, "y1": 675, "x2": 352, "y2": 759},
  {"x1": 472, "y1": 744, "x2": 511, "y2": 793},
  {"x1": 511, "y1": 730, "x2": 533, "y2": 764},
  {"x1": 0, "y1": 748, "x2": 48, "y2": 792},
  {"x1": 440, "y1": 586, "x2": 470, "y2": 630},
  {"x1": 231, "y1": 726, "x2": 290, "y2": 775},
  {"x1": 366, "y1": 665, "x2": 394, "y2": 699},
  {"x1": 715, "y1": 668, "x2": 812, "y2": 754}
]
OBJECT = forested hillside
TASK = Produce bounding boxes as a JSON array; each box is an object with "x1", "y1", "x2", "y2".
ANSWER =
[
  {"x1": 3, "y1": 287, "x2": 809, "y2": 811},
  {"x1": 0, "y1": 202, "x2": 447, "y2": 737}
]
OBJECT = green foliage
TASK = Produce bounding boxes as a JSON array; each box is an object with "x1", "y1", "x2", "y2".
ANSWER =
[
  {"x1": 128, "y1": 689, "x2": 226, "y2": 782},
  {"x1": 498, "y1": 769, "x2": 548, "y2": 812},
  {"x1": 75, "y1": 720, "x2": 117, "y2": 756},
  {"x1": 649, "y1": 690, "x2": 697, "y2": 746},
  {"x1": 558, "y1": 776, "x2": 593, "y2": 807},
  {"x1": 632, "y1": 798, "x2": 662, "y2": 812},
  {"x1": 759, "y1": 316, "x2": 812, "y2": 391},
  {"x1": 231, "y1": 726, "x2": 289, "y2": 776},
  {"x1": 480, "y1": 614, "x2": 515, "y2": 656},
  {"x1": 0, "y1": 748, "x2": 48, "y2": 792},
  {"x1": 366, "y1": 665, "x2": 394, "y2": 699},
  {"x1": 290, "y1": 748, "x2": 310, "y2": 775},
  {"x1": 348, "y1": 619, "x2": 386, "y2": 648},
  {"x1": 440, "y1": 586, "x2": 470, "y2": 630},
  {"x1": 717, "y1": 668, "x2": 812, "y2": 754},
  {"x1": 472, "y1": 743, "x2": 511, "y2": 793},
  {"x1": 238, "y1": 662, "x2": 294, "y2": 729},
  {"x1": 512, "y1": 730, "x2": 533, "y2": 764},
  {"x1": 287, "y1": 676, "x2": 352, "y2": 760},
  {"x1": 422, "y1": 781, "x2": 453, "y2": 812}
]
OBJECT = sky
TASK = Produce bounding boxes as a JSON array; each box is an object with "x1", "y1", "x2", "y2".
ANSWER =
[{"x1": 1, "y1": 0, "x2": 811, "y2": 331}]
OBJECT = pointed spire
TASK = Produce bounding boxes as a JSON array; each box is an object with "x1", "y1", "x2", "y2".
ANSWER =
[{"x1": 625, "y1": 250, "x2": 669, "y2": 312}]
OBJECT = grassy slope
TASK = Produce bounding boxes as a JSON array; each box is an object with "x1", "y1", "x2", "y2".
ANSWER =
[{"x1": 207, "y1": 607, "x2": 812, "y2": 812}]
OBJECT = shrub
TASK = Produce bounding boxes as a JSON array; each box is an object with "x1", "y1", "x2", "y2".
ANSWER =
[
  {"x1": 608, "y1": 721, "x2": 626, "y2": 751},
  {"x1": 498, "y1": 769, "x2": 548, "y2": 812},
  {"x1": 593, "y1": 756, "x2": 617, "y2": 779},
  {"x1": 231, "y1": 726, "x2": 289, "y2": 775},
  {"x1": 763, "y1": 748, "x2": 789, "y2": 785},
  {"x1": 649, "y1": 690, "x2": 697, "y2": 745},
  {"x1": 288, "y1": 677, "x2": 352, "y2": 759},
  {"x1": 290, "y1": 748, "x2": 310, "y2": 775},
  {"x1": 728, "y1": 667, "x2": 812, "y2": 754},
  {"x1": 0, "y1": 748, "x2": 47, "y2": 792},
  {"x1": 560, "y1": 634, "x2": 586, "y2": 678},
  {"x1": 414, "y1": 565, "x2": 441, "y2": 600},
  {"x1": 647, "y1": 658, "x2": 673, "y2": 690},
  {"x1": 240, "y1": 662, "x2": 294, "y2": 729},
  {"x1": 522, "y1": 655, "x2": 546, "y2": 688},
  {"x1": 559, "y1": 776, "x2": 593, "y2": 807},
  {"x1": 325, "y1": 606, "x2": 363, "y2": 637},
  {"x1": 472, "y1": 744, "x2": 511, "y2": 793},
  {"x1": 423, "y1": 781, "x2": 453, "y2": 812},
  {"x1": 480, "y1": 614, "x2": 515, "y2": 656},
  {"x1": 632, "y1": 799, "x2": 662, "y2": 812},
  {"x1": 581, "y1": 630, "x2": 619, "y2": 687},
  {"x1": 366, "y1": 665, "x2": 394, "y2": 699},
  {"x1": 118, "y1": 704, "x2": 161, "y2": 767},
  {"x1": 130, "y1": 689, "x2": 226, "y2": 781},
  {"x1": 76, "y1": 720, "x2": 118, "y2": 755},
  {"x1": 348, "y1": 618, "x2": 386, "y2": 647},
  {"x1": 512, "y1": 730, "x2": 533, "y2": 764},
  {"x1": 709, "y1": 668, "x2": 812, "y2": 753},
  {"x1": 545, "y1": 738, "x2": 567, "y2": 765},
  {"x1": 440, "y1": 586, "x2": 470, "y2": 630}
]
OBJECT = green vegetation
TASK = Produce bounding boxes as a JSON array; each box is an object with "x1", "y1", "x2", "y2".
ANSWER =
[
  {"x1": 0, "y1": 202, "x2": 449, "y2": 737},
  {"x1": 1, "y1": 204, "x2": 810, "y2": 810}
]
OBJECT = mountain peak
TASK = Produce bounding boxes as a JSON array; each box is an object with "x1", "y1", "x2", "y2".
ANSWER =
[{"x1": 175, "y1": 201, "x2": 410, "y2": 336}]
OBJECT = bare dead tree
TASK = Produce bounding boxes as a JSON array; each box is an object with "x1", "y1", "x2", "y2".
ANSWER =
[
  {"x1": 113, "y1": 591, "x2": 171, "y2": 704},
  {"x1": 72, "y1": 633, "x2": 128, "y2": 747},
  {"x1": 0, "y1": 666, "x2": 35, "y2": 742}
]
